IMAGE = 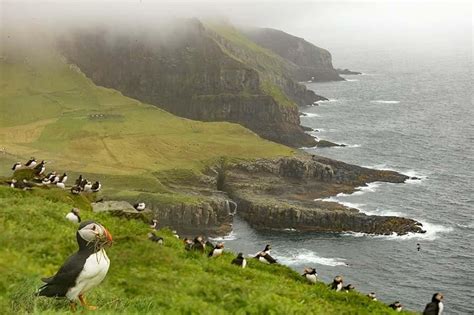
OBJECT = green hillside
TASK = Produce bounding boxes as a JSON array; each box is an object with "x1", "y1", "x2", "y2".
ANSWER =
[
  {"x1": 0, "y1": 48, "x2": 293, "y2": 203},
  {"x1": 0, "y1": 186, "x2": 407, "y2": 314}
]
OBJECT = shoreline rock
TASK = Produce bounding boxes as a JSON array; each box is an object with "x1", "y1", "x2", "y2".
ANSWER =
[{"x1": 336, "y1": 68, "x2": 362, "y2": 75}]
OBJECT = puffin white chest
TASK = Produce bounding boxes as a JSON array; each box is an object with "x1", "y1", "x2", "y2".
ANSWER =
[
  {"x1": 241, "y1": 258, "x2": 247, "y2": 268},
  {"x1": 212, "y1": 248, "x2": 223, "y2": 257},
  {"x1": 65, "y1": 212, "x2": 79, "y2": 224},
  {"x1": 259, "y1": 256, "x2": 270, "y2": 264},
  {"x1": 336, "y1": 283, "x2": 342, "y2": 292},
  {"x1": 67, "y1": 250, "x2": 110, "y2": 301},
  {"x1": 305, "y1": 273, "x2": 317, "y2": 284}
]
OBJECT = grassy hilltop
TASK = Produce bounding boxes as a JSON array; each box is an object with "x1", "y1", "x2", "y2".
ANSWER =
[{"x1": 0, "y1": 186, "x2": 407, "y2": 314}]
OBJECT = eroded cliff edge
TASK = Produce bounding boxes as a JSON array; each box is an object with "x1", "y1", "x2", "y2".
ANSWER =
[{"x1": 59, "y1": 20, "x2": 322, "y2": 147}]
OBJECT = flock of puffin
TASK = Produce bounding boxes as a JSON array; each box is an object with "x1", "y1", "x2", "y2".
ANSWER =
[{"x1": 7, "y1": 158, "x2": 444, "y2": 314}]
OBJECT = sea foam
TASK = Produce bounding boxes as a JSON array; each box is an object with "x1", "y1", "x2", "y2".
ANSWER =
[
  {"x1": 278, "y1": 249, "x2": 348, "y2": 267},
  {"x1": 370, "y1": 100, "x2": 400, "y2": 104}
]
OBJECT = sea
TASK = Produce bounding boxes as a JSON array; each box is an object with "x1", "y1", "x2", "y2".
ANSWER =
[{"x1": 214, "y1": 47, "x2": 473, "y2": 314}]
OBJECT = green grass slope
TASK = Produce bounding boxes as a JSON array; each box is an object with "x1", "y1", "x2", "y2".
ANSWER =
[
  {"x1": 0, "y1": 48, "x2": 293, "y2": 203},
  {"x1": 0, "y1": 186, "x2": 408, "y2": 314}
]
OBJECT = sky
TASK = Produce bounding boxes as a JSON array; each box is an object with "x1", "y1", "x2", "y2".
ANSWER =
[{"x1": 1, "y1": 0, "x2": 472, "y2": 65}]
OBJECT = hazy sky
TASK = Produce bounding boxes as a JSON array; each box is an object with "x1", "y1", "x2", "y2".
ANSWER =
[{"x1": 2, "y1": 0, "x2": 472, "y2": 65}]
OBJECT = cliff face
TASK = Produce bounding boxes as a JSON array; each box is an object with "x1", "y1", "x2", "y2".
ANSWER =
[
  {"x1": 59, "y1": 20, "x2": 318, "y2": 147},
  {"x1": 224, "y1": 155, "x2": 425, "y2": 235},
  {"x1": 243, "y1": 28, "x2": 343, "y2": 82}
]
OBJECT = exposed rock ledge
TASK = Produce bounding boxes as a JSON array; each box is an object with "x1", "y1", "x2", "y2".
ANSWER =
[{"x1": 223, "y1": 155, "x2": 425, "y2": 235}]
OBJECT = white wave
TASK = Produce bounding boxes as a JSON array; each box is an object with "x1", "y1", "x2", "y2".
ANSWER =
[
  {"x1": 278, "y1": 249, "x2": 347, "y2": 267},
  {"x1": 403, "y1": 170, "x2": 428, "y2": 183},
  {"x1": 370, "y1": 100, "x2": 400, "y2": 104},
  {"x1": 315, "y1": 99, "x2": 338, "y2": 104},
  {"x1": 209, "y1": 231, "x2": 237, "y2": 241},
  {"x1": 283, "y1": 228, "x2": 297, "y2": 232},
  {"x1": 317, "y1": 197, "x2": 366, "y2": 210},
  {"x1": 343, "y1": 219, "x2": 453, "y2": 241},
  {"x1": 300, "y1": 112, "x2": 320, "y2": 117},
  {"x1": 456, "y1": 222, "x2": 474, "y2": 229},
  {"x1": 345, "y1": 79, "x2": 359, "y2": 82},
  {"x1": 337, "y1": 143, "x2": 361, "y2": 148}
]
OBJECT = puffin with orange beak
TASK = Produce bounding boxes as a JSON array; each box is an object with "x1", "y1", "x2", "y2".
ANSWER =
[{"x1": 37, "y1": 220, "x2": 113, "y2": 311}]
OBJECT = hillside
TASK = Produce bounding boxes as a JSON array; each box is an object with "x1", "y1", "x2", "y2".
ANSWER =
[
  {"x1": 0, "y1": 186, "x2": 409, "y2": 314},
  {"x1": 243, "y1": 28, "x2": 343, "y2": 82},
  {"x1": 0, "y1": 41, "x2": 293, "y2": 235},
  {"x1": 59, "y1": 19, "x2": 320, "y2": 147}
]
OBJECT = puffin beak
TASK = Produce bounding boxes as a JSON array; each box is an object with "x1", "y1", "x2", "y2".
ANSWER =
[{"x1": 104, "y1": 228, "x2": 113, "y2": 245}]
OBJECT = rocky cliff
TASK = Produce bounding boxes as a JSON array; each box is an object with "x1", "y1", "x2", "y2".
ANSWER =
[
  {"x1": 243, "y1": 28, "x2": 343, "y2": 82},
  {"x1": 59, "y1": 20, "x2": 320, "y2": 147},
  {"x1": 222, "y1": 155, "x2": 425, "y2": 235}
]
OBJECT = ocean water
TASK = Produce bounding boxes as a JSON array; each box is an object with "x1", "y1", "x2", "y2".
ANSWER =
[{"x1": 216, "y1": 48, "x2": 473, "y2": 313}]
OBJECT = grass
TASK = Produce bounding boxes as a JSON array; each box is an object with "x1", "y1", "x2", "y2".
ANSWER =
[
  {"x1": 0, "y1": 46, "x2": 294, "y2": 204},
  {"x1": 0, "y1": 186, "x2": 409, "y2": 314},
  {"x1": 205, "y1": 23, "x2": 298, "y2": 109}
]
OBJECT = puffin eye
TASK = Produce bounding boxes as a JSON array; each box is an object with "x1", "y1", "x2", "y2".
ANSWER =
[{"x1": 92, "y1": 225, "x2": 96, "y2": 231}]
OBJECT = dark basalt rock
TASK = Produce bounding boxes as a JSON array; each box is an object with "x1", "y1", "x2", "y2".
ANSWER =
[
  {"x1": 315, "y1": 140, "x2": 346, "y2": 148},
  {"x1": 336, "y1": 68, "x2": 362, "y2": 75},
  {"x1": 224, "y1": 155, "x2": 424, "y2": 235}
]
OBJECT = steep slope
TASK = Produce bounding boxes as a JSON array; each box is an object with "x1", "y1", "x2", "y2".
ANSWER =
[
  {"x1": 0, "y1": 43, "x2": 293, "y2": 236},
  {"x1": 0, "y1": 186, "x2": 411, "y2": 314},
  {"x1": 59, "y1": 19, "x2": 319, "y2": 147},
  {"x1": 243, "y1": 27, "x2": 343, "y2": 82}
]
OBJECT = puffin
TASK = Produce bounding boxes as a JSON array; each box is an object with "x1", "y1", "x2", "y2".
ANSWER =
[
  {"x1": 147, "y1": 232, "x2": 163, "y2": 244},
  {"x1": 75, "y1": 175, "x2": 83, "y2": 186},
  {"x1": 389, "y1": 301, "x2": 403, "y2": 312},
  {"x1": 191, "y1": 236, "x2": 206, "y2": 252},
  {"x1": 172, "y1": 230, "x2": 180, "y2": 239},
  {"x1": 37, "y1": 221, "x2": 112, "y2": 311},
  {"x1": 66, "y1": 208, "x2": 81, "y2": 224},
  {"x1": 149, "y1": 219, "x2": 158, "y2": 230},
  {"x1": 42, "y1": 178, "x2": 52, "y2": 185},
  {"x1": 133, "y1": 202, "x2": 146, "y2": 211},
  {"x1": 52, "y1": 175, "x2": 60, "y2": 184},
  {"x1": 231, "y1": 253, "x2": 247, "y2": 268},
  {"x1": 46, "y1": 171, "x2": 56, "y2": 180},
  {"x1": 83, "y1": 182, "x2": 92, "y2": 192},
  {"x1": 302, "y1": 267, "x2": 318, "y2": 284},
  {"x1": 330, "y1": 276, "x2": 343, "y2": 292},
  {"x1": 423, "y1": 293, "x2": 444, "y2": 315},
  {"x1": 254, "y1": 244, "x2": 276, "y2": 264},
  {"x1": 34, "y1": 160, "x2": 46, "y2": 175},
  {"x1": 368, "y1": 292, "x2": 377, "y2": 301},
  {"x1": 79, "y1": 178, "x2": 88, "y2": 190},
  {"x1": 184, "y1": 238, "x2": 194, "y2": 251},
  {"x1": 56, "y1": 182, "x2": 66, "y2": 189},
  {"x1": 343, "y1": 284, "x2": 355, "y2": 292},
  {"x1": 59, "y1": 173, "x2": 68, "y2": 184},
  {"x1": 25, "y1": 157, "x2": 37, "y2": 168},
  {"x1": 71, "y1": 186, "x2": 81, "y2": 195},
  {"x1": 11, "y1": 162, "x2": 22, "y2": 171},
  {"x1": 208, "y1": 242, "x2": 224, "y2": 258},
  {"x1": 91, "y1": 181, "x2": 101, "y2": 192},
  {"x1": 8, "y1": 179, "x2": 17, "y2": 188},
  {"x1": 19, "y1": 179, "x2": 34, "y2": 190}
]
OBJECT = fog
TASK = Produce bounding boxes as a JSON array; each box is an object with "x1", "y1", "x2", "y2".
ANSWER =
[{"x1": 1, "y1": 0, "x2": 472, "y2": 65}]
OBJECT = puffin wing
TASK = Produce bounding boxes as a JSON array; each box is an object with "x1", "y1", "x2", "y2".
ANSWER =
[
  {"x1": 38, "y1": 252, "x2": 87, "y2": 297},
  {"x1": 263, "y1": 253, "x2": 277, "y2": 264}
]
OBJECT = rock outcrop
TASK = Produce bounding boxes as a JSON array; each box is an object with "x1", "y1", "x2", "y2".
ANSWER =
[
  {"x1": 243, "y1": 28, "x2": 343, "y2": 82},
  {"x1": 59, "y1": 20, "x2": 320, "y2": 147},
  {"x1": 224, "y1": 155, "x2": 425, "y2": 235}
]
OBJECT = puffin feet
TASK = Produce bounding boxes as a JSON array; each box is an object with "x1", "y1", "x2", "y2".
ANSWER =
[
  {"x1": 79, "y1": 294, "x2": 97, "y2": 310},
  {"x1": 70, "y1": 301, "x2": 77, "y2": 312}
]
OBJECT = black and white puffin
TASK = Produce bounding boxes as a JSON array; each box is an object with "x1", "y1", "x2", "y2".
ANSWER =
[
  {"x1": 66, "y1": 208, "x2": 81, "y2": 224},
  {"x1": 42, "y1": 178, "x2": 51, "y2": 185},
  {"x1": 46, "y1": 171, "x2": 56, "y2": 180},
  {"x1": 368, "y1": 292, "x2": 377, "y2": 301},
  {"x1": 83, "y1": 181, "x2": 92, "y2": 192},
  {"x1": 231, "y1": 253, "x2": 247, "y2": 268},
  {"x1": 8, "y1": 179, "x2": 17, "y2": 188},
  {"x1": 25, "y1": 157, "x2": 37, "y2": 168},
  {"x1": 59, "y1": 173, "x2": 68, "y2": 184},
  {"x1": 52, "y1": 175, "x2": 60, "y2": 184},
  {"x1": 34, "y1": 160, "x2": 46, "y2": 175},
  {"x1": 254, "y1": 245, "x2": 277, "y2": 264},
  {"x1": 79, "y1": 178, "x2": 88, "y2": 190},
  {"x1": 208, "y1": 242, "x2": 224, "y2": 258},
  {"x1": 330, "y1": 276, "x2": 343, "y2": 292},
  {"x1": 147, "y1": 232, "x2": 163, "y2": 244},
  {"x1": 343, "y1": 284, "x2": 355, "y2": 292},
  {"x1": 389, "y1": 301, "x2": 403, "y2": 312},
  {"x1": 71, "y1": 186, "x2": 81, "y2": 195},
  {"x1": 56, "y1": 182, "x2": 66, "y2": 189},
  {"x1": 191, "y1": 236, "x2": 206, "y2": 252},
  {"x1": 91, "y1": 181, "x2": 101, "y2": 192},
  {"x1": 37, "y1": 221, "x2": 113, "y2": 311},
  {"x1": 184, "y1": 238, "x2": 194, "y2": 251},
  {"x1": 149, "y1": 219, "x2": 158, "y2": 230},
  {"x1": 302, "y1": 267, "x2": 318, "y2": 284},
  {"x1": 423, "y1": 293, "x2": 444, "y2": 315},
  {"x1": 11, "y1": 162, "x2": 22, "y2": 171},
  {"x1": 20, "y1": 179, "x2": 34, "y2": 190},
  {"x1": 133, "y1": 202, "x2": 146, "y2": 211},
  {"x1": 75, "y1": 175, "x2": 83, "y2": 186}
]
